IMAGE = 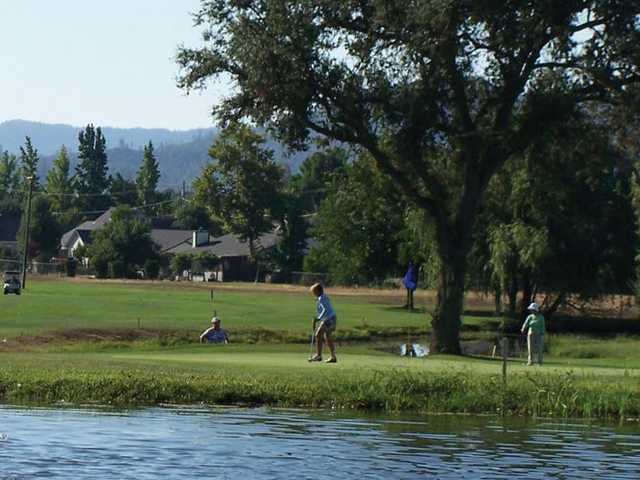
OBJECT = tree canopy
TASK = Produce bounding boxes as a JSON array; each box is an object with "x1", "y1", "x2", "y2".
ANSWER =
[
  {"x1": 136, "y1": 141, "x2": 161, "y2": 207},
  {"x1": 193, "y1": 123, "x2": 284, "y2": 260},
  {"x1": 19, "y1": 136, "x2": 40, "y2": 189},
  {"x1": 74, "y1": 124, "x2": 110, "y2": 213},
  {"x1": 178, "y1": 0, "x2": 640, "y2": 353},
  {"x1": 88, "y1": 205, "x2": 158, "y2": 278}
]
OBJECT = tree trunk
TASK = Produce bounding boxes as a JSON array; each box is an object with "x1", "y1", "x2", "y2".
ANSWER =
[
  {"x1": 248, "y1": 237, "x2": 259, "y2": 283},
  {"x1": 430, "y1": 253, "x2": 466, "y2": 354},
  {"x1": 507, "y1": 274, "x2": 518, "y2": 317},
  {"x1": 494, "y1": 286, "x2": 502, "y2": 316},
  {"x1": 544, "y1": 291, "x2": 566, "y2": 320}
]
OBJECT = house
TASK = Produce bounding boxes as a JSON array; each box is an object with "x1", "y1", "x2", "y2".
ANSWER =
[
  {"x1": 164, "y1": 231, "x2": 279, "y2": 282},
  {"x1": 60, "y1": 207, "x2": 185, "y2": 257},
  {"x1": 0, "y1": 212, "x2": 20, "y2": 253},
  {"x1": 60, "y1": 209, "x2": 279, "y2": 282},
  {"x1": 60, "y1": 208, "x2": 118, "y2": 257}
]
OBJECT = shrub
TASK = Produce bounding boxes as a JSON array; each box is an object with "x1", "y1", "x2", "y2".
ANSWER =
[
  {"x1": 144, "y1": 259, "x2": 160, "y2": 279},
  {"x1": 65, "y1": 258, "x2": 77, "y2": 277},
  {"x1": 108, "y1": 260, "x2": 126, "y2": 279},
  {"x1": 93, "y1": 258, "x2": 108, "y2": 279}
]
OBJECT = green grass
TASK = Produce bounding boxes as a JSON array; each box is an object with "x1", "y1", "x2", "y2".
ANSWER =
[
  {"x1": 0, "y1": 278, "x2": 432, "y2": 338},
  {"x1": 1, "y1": 278, "x2": 639, "y2": 419},
  {"x1": 545, "y1": 334, "x2": 640, "y2": 369},
  {"x1": 1, "y1": 344, "x2": 639, "y2": 418}
]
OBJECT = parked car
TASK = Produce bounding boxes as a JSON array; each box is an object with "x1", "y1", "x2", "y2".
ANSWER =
[{"x1": 3, "y1": 271, "x2": 21, "y2": 295}]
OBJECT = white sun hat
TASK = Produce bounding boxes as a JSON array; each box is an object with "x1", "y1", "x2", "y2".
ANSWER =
[{"x1": 527, "y1": 302, "x2": 540, "y2": 312}]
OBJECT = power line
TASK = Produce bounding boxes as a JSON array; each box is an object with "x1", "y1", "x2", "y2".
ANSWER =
[
  {"x1": 10, "y1": 182, "x2": 192, "y2": 198},
  {"x1": 50, "y1": 197, "x2": 184, "y2": 217}
]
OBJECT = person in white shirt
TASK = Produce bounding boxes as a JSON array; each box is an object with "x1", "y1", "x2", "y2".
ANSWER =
[{"x1": 308, "y1": 283, "x2": 337, "y2": 363}]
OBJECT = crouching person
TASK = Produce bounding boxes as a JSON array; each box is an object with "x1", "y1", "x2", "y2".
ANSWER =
[{"x1": 200, "y1": 316, "x2": 229, "y2": 344}]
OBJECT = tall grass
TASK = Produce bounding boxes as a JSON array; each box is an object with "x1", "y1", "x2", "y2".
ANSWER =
[{"x1": 0, "y1": 364, "x2": 637, "y2": 420}]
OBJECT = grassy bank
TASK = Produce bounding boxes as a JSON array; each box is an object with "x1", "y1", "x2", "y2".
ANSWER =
[
  {"x1": 1, "y1": 278, "x2": 639, "y2": 419},
  {"x1": 1, "y1": 344, "x2": 639, "y2": 420}
]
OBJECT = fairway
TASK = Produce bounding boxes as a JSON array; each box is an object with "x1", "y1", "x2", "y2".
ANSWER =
[{"x1": 0, "y1": 278, "x2": 431, "y2": 338}]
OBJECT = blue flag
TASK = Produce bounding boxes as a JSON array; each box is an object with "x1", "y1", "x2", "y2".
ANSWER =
[{"x1": 402, "y1": 262, "x2": 417, "y2": 291}]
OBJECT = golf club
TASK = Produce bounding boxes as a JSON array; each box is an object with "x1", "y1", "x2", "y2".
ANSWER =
[{"x1": 308, "y1": 317, "x2": 317, "y2": 360}]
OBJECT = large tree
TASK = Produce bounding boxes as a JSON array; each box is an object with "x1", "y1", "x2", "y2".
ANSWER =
[
  {"x1": 88, "y1": 205, "x2": 158, "y2": 278},
  {"x1": 305, "y1": 154, "x2": 406, "y2": 284},
  {"x1": 0, "y1": 151, "x2": 20, "y2": 211},
  {"x1": 474, "y1": 110, "x2": 635, "y2": 322},
  {"x1": 294, "y1": 147, "x2": 349, "y2": 212},
  {"x1": 46, "y1": 146, "x2": 73, "y2": 213},
  {"x1": 178, "y1": 1, "x2": 640, "y2": 353},
  {"x1": 110, "y1": 173, "x2": 138, "y2": 206},
  {"x1": 193, "y1": 123, "x2": 285, "y2": 262},
  {"x1": 136, "y1": 141, "x2": 161, "y2": 207},
  {"x1": 19, "y1": 136, "x2": 40, "y2": 190},
  {"x1": 17, "y1": 195, "x2": 60, "y2": 261},
  {"x1": 174, "y1": 199, "x2": 220, "y2": 233},
  {"x1": 74, "y1": 124, "x2": 110, "y2": 212}
]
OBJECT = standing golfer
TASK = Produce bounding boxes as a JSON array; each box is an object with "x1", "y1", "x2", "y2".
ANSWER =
[
  {"x1": 521, "y1": 302, "x2": 545, "y2": 365},
  {"x1": 308, "y1": 283, "x2": 337, "y2": 363}
]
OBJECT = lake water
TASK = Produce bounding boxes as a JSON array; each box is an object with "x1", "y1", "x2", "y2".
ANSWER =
[{"x1": 1, "y1": 405, "x2": 639, "y2": 479}]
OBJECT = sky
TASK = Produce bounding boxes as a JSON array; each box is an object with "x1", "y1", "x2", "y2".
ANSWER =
[{"x1": 0, "y1": 0, "x2": 227, "y2": 130}]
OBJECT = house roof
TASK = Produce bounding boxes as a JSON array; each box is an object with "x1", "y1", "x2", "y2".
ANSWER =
[
  {"x1": 165, "y1": 231, "x2": 278, "y2": 258},
  {"x1": 59, "y1": 208, "x2": 279, "y2": 259},
  {"x1": 84, "y1": 207, "x2": 116, "y2": 229},
  {"x1": 150, "y1": 229, "x2": 193, "y2": 252},
  {"x1": 60, "y1": 208, "x2": 117, "y2": 250},
  {"x1": 76, "y1": 230, "x2": 92, "y2": 245},
  {"x1": 60, "y1": 207, "x2": 153, "y2": 250}
]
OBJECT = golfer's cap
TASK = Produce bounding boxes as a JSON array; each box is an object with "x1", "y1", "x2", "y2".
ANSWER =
[
  {"x1": 527, "y1": 302, "x2": 540, "y2": 312},
  {"x1": 211, "y1": 316, "x2": 221, "y2": 323}
]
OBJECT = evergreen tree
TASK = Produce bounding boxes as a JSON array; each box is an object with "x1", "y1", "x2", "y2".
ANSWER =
[
  {"x1": 46, "y1": 146, "x2": 73, "y2": 212},
  {"x1": 0, "y1": 151, "x2": 19, "y2": 196},
  {"x1": 136, "y1": 141, "x2": 160, "y2": 207},
  {"x1": 17, "y1": 195, "x2": 60, "y2": 261},
  {"x1": 19, "y1": 136, "x2": 40, "y2": 189},
  {"x1": 110, "y1": 173, "x2": 138, "y2": 206},
  {"x1": 74, "y1": 124, "x2": 110, "y2": 212}
]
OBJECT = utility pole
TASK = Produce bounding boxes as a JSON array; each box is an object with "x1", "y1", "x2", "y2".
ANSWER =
[{"x1": 21, "y1": 176, "x2": 34, "y2": 289}]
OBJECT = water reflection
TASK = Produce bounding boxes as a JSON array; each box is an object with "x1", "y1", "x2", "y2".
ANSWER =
[{"x1": 0, "y1": 406, "x2": 639, "y2": 479}]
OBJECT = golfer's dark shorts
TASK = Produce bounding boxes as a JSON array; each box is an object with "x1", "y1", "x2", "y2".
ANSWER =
[{"x1": 320, "y1": 315, "x2": 337, "y2": 332}]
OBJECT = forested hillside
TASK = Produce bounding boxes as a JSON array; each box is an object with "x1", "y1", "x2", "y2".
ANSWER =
[{"x1": 1, "y1": 120, "x2": 307, "y2": 186}]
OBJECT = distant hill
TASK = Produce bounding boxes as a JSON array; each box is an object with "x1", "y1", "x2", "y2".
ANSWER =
[
  {"x1": 0, "y1": 119, "x2": 217, "y2": 155},
  {"x1": 1, "y1": 120, "x2": 309, "y2": 187}
]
